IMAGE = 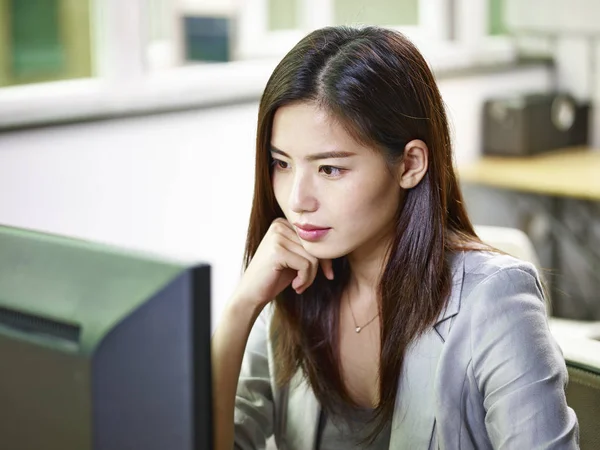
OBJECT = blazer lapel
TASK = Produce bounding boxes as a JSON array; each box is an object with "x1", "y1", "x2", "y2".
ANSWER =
[
  {"x1": 388, "y1": 251, "x2": 465, "y2": 449},
  {"x1": 388, "y1": 327, "x2": 445, "y2": 448},
  {"x1": 282, "y1": 370, "x2": 320, "y2": 450},
  {"x1": 434, "y1": 251, "x2": 465, "y2": 341}
]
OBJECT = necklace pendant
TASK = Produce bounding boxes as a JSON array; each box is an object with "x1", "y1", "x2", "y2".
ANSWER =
[{"x1": 355, "y1": 326, "x2": 361, "y2": 333}]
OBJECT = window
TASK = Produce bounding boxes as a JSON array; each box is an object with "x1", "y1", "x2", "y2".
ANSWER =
[
  {"x1": 238, "y1": 0, "x2": 463, "y2": 62},
  {"x1": 489, "y1": 0, "x2": 508, "y2": 36},
  {"x1": 333, "y1": 0, "x2": 419, "y2": 27},
  {"x1": 0, "y1": 0, "x2": 517, "y2": 129},
  {"x1": 265, "y1": 0, "x2": 420, "y2": 30},
  {"x1": 0, "y1": 0, "x2": 92, "y2": 87},
  {"x1": 268, "y1": 0, "x2": 299, "y2": 31}
]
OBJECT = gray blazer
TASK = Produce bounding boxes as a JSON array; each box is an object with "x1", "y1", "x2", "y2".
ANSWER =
[{"x1": 234, "y1": 251, "x2": 580, "y2": 449}]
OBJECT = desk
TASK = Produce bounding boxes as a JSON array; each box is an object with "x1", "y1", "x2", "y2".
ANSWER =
[
  {"x1": 459, "y1": 147, "x2": 600, "y2": 320},
  {"x1": 459, "y1": 147, "x2": 600, "y2": 201}
]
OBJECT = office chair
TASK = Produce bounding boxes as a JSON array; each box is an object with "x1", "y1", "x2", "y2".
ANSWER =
[
  {"x1": 475, "y1": 225, "x2": 600, "y2": 449},
  {"x1": 474, "y1": 225, "x2": 600, "y2": 340}
]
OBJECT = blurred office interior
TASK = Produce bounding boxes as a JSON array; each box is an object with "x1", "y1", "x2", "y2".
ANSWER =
[{"x1": 1, "y1": 0, "x2": 600, "y2": 329}]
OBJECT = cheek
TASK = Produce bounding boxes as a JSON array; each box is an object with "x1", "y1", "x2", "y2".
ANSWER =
[
  {"x1": 272, "y1": 174, "x2": 289, "y2": 212},
  {"x1": 339, "y1": 178, "x2": 400, "y2": 223}
]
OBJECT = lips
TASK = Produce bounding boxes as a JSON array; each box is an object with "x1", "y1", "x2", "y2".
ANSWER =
[
  {"x1": 294, "y1": 223, "x2": 329, "y2": 231},
  {"x1": 294, "y1": 223, "x2": 331, "y2": 242}
]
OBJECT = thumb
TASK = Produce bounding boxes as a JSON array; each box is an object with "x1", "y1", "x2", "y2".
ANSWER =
[{"x1": 320, "y1": 259, "x2": 334, "y2": 280}]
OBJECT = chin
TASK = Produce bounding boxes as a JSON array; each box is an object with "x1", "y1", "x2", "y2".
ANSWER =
[{"x1": 300, "y1": 240, "x2": 348, "y2": 260}]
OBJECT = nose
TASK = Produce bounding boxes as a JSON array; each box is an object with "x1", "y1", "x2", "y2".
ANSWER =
[{"x1": 289, "y1": 170, "x2": 318, "y2": 214}]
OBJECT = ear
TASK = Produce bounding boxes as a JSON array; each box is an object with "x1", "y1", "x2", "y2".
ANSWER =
[{"x1": 397, "y1": 139, "x2": 429, "y2": 189}]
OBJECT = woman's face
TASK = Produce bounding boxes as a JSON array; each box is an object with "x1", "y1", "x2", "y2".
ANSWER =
[{"x1": 270, "y1": 102, "x2": 403, "y2": 261}]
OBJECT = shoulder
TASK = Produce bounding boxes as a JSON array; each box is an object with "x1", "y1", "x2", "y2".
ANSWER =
[
  {"x1": 449, "y1": 250, "x2": 563, "y2": 384},
  {"x1": 447, "y1": 250, "x2": 550, "y2": 349},
  {"x1": 459, "y1": 250, "x2": 545, "y2": 314},
  {"x1": 452, "y1": 251, "x2": 555, "y2": 366},
  {"x1": 461, "y1": 250, "x2": 542, "y2": 293}
]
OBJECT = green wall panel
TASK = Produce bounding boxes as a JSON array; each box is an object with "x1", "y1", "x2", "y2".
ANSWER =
[
  {"x1": 269, "y1": 0, "x2": 299, "y2": 30},
  {"x1": 334, "y1": 0, "x2": 419, "y2": 26}
]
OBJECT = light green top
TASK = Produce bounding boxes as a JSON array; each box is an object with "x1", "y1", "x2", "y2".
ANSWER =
[{"x1": 316, "y1": 407, "x2": 391, "y2": 449}]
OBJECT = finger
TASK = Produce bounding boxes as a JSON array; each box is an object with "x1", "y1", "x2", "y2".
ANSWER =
[
  {"x1": 274, "y1": 244, "x2": 314, "y2": 293},
  {"x1": 277, "y1": 237, "x2": 319, "y2": 292},
  {"x1": 271, "y1": 218, "x2": 325, "y2": 291},
  {"x1": 271, "y1": 219, "x2": 318, "y2": 289},
  {"x1": 320, "y1": 258, "x2": 334, "y2": 280},
  {"x1": 271, "y1": 217, "x2": 300, "y2": 243},
  {"x1": 270, "y1": 218, "x2": 301, "y2": 242}
]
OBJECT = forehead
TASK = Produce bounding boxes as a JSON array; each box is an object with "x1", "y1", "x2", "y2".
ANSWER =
[{"x1": 270, "y1": 102, "x2": 370, "y2": 156}]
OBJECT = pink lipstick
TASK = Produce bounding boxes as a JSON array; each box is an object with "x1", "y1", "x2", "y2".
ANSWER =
[{"x1": 294, "y1": 223, "x2": 331, "y2": 242}]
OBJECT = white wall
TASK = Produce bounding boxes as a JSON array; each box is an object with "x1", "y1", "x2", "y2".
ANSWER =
[
  {"x1": 0, "y1": 65, "x2": 552, "y2": 331},
  {"x1": 505, "y1": 0, "x2": 600, "y2": 146}
]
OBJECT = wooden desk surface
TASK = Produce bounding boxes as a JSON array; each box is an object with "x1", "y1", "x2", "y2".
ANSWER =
[{"x1": 458, "y1": 147, "x2": 600, "y2": 200}]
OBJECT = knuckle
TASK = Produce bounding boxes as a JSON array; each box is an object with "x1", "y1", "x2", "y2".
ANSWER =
[
  {"x1": 273, "y1": 217, "x2": 287, "y2": 226},
  {"x1": 270, "y1": 221, "x2": 286, "y2": 234}
]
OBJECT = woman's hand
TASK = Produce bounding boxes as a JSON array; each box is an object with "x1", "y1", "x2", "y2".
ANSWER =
[{"x1": 232, "y1": 218, "x2": 334, "y2": 311}]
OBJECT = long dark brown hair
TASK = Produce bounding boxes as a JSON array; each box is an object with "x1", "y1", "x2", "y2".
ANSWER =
[{"x1": 244, "y1": 25, "x2": 483, "y2": 444}]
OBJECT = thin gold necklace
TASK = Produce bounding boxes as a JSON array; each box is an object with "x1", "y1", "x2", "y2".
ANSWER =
[{"x1": 346, "y1": 294, "x2": 379, "y2": 333}]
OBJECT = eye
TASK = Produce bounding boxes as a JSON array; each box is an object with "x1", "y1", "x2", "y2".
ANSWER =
[
  {"x1": 271, "y1": 159, "x2": 289, "y2": 170},
  {"x1": 319, "y1": 165, "x2": 343, "y2": 177}
]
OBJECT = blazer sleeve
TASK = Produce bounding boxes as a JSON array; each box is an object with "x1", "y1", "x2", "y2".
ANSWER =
[
  {"x1": 233, "y1": 305, "x2": 275, "y2": 450},
  {"x1": 469, "y1": 265, "x2": 580, "y2": 449}
]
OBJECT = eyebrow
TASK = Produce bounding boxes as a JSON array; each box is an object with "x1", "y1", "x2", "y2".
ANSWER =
[{"x1": 269, "y1": 145, "x2": 357, "y2": 162}]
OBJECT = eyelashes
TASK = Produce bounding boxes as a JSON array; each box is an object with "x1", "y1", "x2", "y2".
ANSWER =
[
  {"x1": 270, "y1": 158, "x2": 345, "y2": 178},
  {"x1": 271, "y1": 159, "x2": 289, "y2": 170},
  {"x1": 319, "y1": 165, "x2": 343, "y2": 177}
]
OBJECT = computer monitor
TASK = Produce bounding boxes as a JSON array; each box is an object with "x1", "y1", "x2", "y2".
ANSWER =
[{"x1": 0, "y1": 225, "x2": 212, "y2": 450}]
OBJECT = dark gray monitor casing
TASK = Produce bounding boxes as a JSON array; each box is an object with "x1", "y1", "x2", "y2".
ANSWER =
[{"x1": 0, "y1": 225, "x2": 212, "y2": 450}]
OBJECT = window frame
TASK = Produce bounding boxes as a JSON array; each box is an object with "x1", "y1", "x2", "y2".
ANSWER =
[
  {"x1": 0, "y1": 0, "x2": 517, "y2": 129},
  {"x1": 236, "y1": 0, "x2": 454, "y2": 60}
]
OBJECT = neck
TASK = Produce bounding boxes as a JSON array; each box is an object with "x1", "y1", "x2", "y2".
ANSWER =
[{"x1": 346, "y1": 232, "x2": 394, "y2": 303}]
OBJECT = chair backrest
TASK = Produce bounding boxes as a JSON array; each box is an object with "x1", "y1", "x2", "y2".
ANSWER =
[
  {"x1": 558, "y1": 336, "x2": 600, "y2": 450},
  {"x1": 474, "y1": 225, "x2": 552, "y2": 314}
]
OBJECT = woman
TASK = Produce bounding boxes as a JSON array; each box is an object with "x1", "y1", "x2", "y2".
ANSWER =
[{"x1": 212, "y1": 26, "x2": 579, "y2": 449}]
